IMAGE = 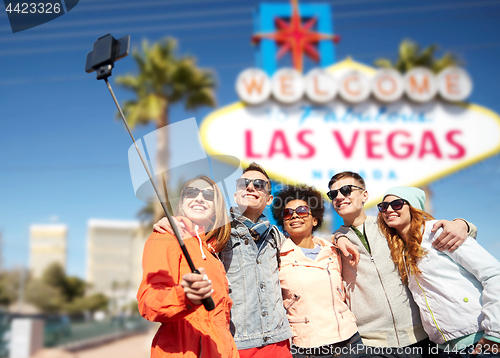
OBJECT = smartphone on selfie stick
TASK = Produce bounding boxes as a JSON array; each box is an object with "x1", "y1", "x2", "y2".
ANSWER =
[{"x1": 85, "y1": 34, "x2": 215, "y2": 312}]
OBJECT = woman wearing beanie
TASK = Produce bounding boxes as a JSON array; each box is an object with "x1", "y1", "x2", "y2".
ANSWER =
[{"x1": 377, "y1": 186, "x2": 500, "y2": 358}]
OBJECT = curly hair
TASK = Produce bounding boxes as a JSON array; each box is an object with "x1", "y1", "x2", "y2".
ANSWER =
[
  {"x1": 377, "y1": 205, "x2": 434, "y2": 285},
  {"x1": 271, "y1": 184, "x2": 325, "y2": 234},
  {"x1": 175, "y1": 175, "x2": 231, "y2": 253}
]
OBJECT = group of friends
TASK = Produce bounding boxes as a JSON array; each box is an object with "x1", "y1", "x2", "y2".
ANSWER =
[{"x1": 136, "y1": 162, "x2": 500, "y2": 358}]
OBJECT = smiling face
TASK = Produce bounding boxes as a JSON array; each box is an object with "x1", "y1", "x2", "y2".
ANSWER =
[
  {"x1": 182, "y1": 179, "x2": 215, "y2": 229},
  {"x1": 329, "y1": 177, "x2": 367, "y2": 223},
  {"x1": 381, "y1": 195, "x2": 411, "y2": 234},
  {"x1": 283, "y1": 199, "x2": 317, "y2": 241},
  {"x1": 234, "y1": 170, "x2": 273, "y2": 222}
]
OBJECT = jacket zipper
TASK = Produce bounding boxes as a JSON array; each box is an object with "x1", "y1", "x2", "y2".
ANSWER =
[
  {"x1": 289, "y1": 317, "x2": 309, "y2": 324},
  {"x1": 370, "y1": 254, "x2": 401, "y2": 345},
  {"x1": 284, "y1": 293, "x2": 301, "y2": 313},
  {"x1": 338, "y1": 307, "x2": 348, "y2": 319},
  {"x1": 413, "y1": 275, "x2": 447, "y2": 342},
  {"x1": 354, "y1": 230, "x2": 401, "y2": 345},
  {"x1": 337, "y1": 287, "x2": 345, "y2": 300}
]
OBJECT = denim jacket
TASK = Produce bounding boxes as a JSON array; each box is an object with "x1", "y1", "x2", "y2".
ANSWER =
[{"x1": 219, "y1": 214, "x2": 292, "y2": 350}]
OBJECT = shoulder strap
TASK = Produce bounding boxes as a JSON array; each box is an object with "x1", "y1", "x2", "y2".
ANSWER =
[{"x1": 270, "y1": 226, "x2": 282, "y2": 269}]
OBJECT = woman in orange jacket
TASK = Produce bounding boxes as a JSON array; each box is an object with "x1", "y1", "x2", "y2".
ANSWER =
[
  {"x1": 137, "y1": 175, "x2": 238, "y2": 358},
  {"x1": 272, "y1": 184, "x2": 366, "y2": 358}
]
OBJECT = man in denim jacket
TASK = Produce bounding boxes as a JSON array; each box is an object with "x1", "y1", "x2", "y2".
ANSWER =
[{"x1": 219, "y1": 162, "x2": 292, "y2": 357}]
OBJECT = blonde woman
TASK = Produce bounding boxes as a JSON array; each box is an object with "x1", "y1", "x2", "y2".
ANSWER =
[{"x1": 137, "y1": 175, "x2": 238, "y2": 358}]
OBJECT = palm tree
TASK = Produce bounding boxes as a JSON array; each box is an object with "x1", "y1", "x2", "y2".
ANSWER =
[
  {"x1": 375, "y1": 39, "x2": 461, "y2": 74},
  {"x1": 375, "y1": 39, "x2": 462, "y2": 213},
  {"x1": 116, "y1": 37, "x2": 216, "y2": 220}
]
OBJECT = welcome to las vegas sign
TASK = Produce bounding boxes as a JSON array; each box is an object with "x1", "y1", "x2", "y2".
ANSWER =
[{"x1": 200, "y1": 58, "x2": 500, "y2": 207}]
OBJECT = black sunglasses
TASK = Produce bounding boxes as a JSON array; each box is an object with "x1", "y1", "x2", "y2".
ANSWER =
[
  {"x1": 182, "y1": 187, "x2": 215, "y2": 201},
  {"x1": 377, "y1": 199, "x2": 408, "y2": 212},
  {"x1": 236, "y1": 178, "x2": 269, "y2": 192},
  {"x1": 282, "y1": 205, "x2": 311, "y2": 220},
  {"x1": 327, "y1": 185, "x2": 364, "y2": 201}
]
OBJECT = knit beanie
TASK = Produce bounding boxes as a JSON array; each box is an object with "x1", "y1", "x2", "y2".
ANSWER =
[{"x1": 383, "y1": 186, "x2": 426, "y2": 211}]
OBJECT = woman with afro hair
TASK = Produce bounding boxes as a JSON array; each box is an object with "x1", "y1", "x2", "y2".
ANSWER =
[{"x1": 272, "y1": 184, "x2": 366, "y2": 358}]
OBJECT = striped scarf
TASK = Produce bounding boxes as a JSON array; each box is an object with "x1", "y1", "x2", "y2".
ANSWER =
[{"x1": 230, "y1": 207, "x2": 271, "y2": 242}]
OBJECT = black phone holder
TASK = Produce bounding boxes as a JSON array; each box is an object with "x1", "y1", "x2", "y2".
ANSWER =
[{"x1": 85, "y1": 34, "x2": 130, "y2": 80}]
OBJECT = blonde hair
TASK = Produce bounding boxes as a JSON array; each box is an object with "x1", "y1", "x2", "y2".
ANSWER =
[
  {"x1": 176, "y1": 175, "x2": 231, "y2": 252},
  {"x1": 377, "y1": 205, "x2": 434, "y2": 285}
]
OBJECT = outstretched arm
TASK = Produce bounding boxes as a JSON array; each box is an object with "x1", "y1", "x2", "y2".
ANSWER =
[{"x1": 431, "y1": 219, "x2": 476, "y2": 252}]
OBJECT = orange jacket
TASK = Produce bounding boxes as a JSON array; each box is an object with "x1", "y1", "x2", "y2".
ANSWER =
[{"x1": 137, "y1": 217, "x2": 239, "y2": 358}]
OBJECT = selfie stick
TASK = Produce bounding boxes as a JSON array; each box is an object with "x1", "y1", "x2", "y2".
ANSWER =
[{"x1": 85, "y1": 34, "x2": 215, "y2": 311}]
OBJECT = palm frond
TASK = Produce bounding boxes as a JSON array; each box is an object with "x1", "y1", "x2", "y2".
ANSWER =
[
  {"x1": 374, "y1": 58, "x2": 394, "y2": 69},
  {"x1": 374, "y1": 39, "x2": 463, "y2": 74}
]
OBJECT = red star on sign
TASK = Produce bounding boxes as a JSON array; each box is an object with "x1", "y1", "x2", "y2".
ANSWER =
[{"x1": 252, "y1": 0, "x2": 340, "y2": 73}]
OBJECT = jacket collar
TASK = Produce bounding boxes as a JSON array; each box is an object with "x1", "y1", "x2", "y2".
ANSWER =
[
  {"x1": 281, "y1": 236, "x2": 335, "y2": 262},
  {"x1": 176, "y1": 216, "x2": 205, "y2": 238},
  {"x1": 175, "y1": 216, "x2": 217, "y2": 257}
]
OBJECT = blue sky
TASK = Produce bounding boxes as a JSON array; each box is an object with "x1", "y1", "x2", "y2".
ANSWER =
[{"x1": 0, "y1": 0, "x2": 499, "y2": 278}]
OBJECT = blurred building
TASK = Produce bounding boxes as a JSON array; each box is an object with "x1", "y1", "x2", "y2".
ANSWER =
[
  {"x1": 29, "y1": 224, "x2": 67, "y2": 278},
  {"x1": 87, "y1": 219, "x2": 148, "y2": 304}
]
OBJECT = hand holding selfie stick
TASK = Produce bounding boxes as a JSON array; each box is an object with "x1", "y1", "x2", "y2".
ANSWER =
[{"x1": 85, "y1": 34, "x2": 215, "y2": 311}]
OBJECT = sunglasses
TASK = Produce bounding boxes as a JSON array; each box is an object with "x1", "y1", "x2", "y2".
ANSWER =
[
  {"x1": 327, "y1": 185, "x2": 364, "y2": 201},
  {"x1": 282, "y1": 205, "x2": 311, "y2": 220},
  {"x1": 377, "y1": 199, "x2": 408, "y2": 212},
  {"x1": 182, "y1": 187, "x2": 215, "y2": 202},
  {"x1": 236, "y1": 178, "x2": 269, "y2": 192}
]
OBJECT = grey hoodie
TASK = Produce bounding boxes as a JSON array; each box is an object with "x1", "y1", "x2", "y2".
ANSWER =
[{"x1": 335, "y1": 216, "x2": 427, "y2": 348}]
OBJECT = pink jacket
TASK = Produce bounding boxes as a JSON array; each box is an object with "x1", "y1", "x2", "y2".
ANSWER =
[{"x1": 279, "y1": 236, "x2": 358, "y2": 348}]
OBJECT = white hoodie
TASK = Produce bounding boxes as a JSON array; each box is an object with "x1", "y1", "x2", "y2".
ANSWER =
[{"x1": 408, "y1": 220, "x2": 500, "y2": 344}]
